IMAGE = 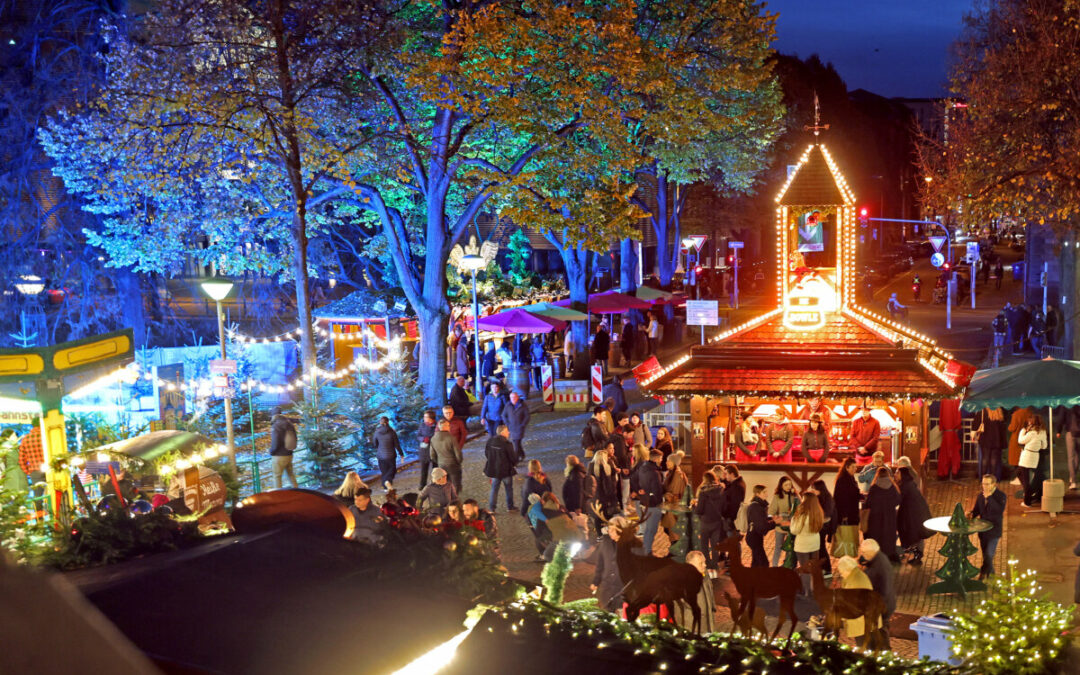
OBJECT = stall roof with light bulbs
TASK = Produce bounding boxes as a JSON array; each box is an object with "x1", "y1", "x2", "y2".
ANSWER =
[{"x1": 640, "y1": 140, "x2": 973, "y2": 401}]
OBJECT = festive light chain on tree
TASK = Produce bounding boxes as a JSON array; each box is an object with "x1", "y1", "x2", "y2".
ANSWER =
[
  {"x1": 125, "y1": 339, "x2": 403, "y2": 395},
  {"x1": 950, "y1": 560, "x2": 1072, "y2": 674}
]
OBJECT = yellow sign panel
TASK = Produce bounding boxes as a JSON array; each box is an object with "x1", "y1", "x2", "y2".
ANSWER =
[
  {"x1": 0, "y1": 353, "x2": 46, "y2": 377},
  {"x1": 52, "y1": 334, "x2": 132, "y2": 372}
]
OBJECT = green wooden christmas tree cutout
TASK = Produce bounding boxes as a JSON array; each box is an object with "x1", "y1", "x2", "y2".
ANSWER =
[{"x1": 927, "y1": 502, "x2": 987, "y2": 597}]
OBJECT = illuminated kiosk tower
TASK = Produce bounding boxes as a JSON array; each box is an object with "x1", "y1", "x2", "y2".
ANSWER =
[{"x1": 640, "y1": 136, "x2": 973, "y2": 490}]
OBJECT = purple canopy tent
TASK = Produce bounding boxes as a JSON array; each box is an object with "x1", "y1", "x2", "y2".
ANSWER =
[{"x1": 476, "y1": 308, "x2": 566, "y2": 334}]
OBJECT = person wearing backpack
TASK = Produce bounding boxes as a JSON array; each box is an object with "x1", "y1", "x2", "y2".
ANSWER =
[{"x1": 269, "y1": 406, "x2": 298, "y2": 489}]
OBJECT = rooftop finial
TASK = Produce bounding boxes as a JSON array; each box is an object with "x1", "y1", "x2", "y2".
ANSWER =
[{"x1": 804, "y1": 92, "x2": 829, "y2": 138}]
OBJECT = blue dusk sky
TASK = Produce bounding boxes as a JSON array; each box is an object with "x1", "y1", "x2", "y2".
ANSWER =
[{"x1": 766, "y1": 0, "x2": 976, "y2": 98}]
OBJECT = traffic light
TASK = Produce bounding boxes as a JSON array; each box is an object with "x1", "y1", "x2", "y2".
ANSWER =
[
  {"x1": 858, "y1": 207, "x2": 869, "y2": 228},
  {"x1": 942, "y1": 261, "x2": 952, "y2": 280}
]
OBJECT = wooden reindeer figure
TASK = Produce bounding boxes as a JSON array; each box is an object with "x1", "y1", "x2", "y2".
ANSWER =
[
  {"x1": 600, "y1": 507, "x2": 704, "y2": 633},
  {"x1": 716, "y1": 534, "x2": 801, "y2": 639},
  {"x1": 797, "y1": 557, "x2": 887, "y2": 650},
  {"x1": 723, "y1": 591, "x2": 767, "y2": 637}
]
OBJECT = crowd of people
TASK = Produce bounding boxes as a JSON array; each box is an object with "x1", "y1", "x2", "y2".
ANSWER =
[{"x1": 991, "y1": 302, "x2": 1059, "y2": 358}]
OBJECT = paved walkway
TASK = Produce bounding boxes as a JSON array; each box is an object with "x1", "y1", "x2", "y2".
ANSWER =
[{"x1": 376, "y1": 375, "x2": 1060, "y2": 661}]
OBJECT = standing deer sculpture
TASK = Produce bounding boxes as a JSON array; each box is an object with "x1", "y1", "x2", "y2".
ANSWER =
[
  {"x1": 596, "y1": 504, "x2": 704, "y2": 633},
  {"x1": 716, "y1": 534, "x2": 801, "y2": 639},
  {"x1": 797, "y1": 557, "x2": 887, "y2": 650}
]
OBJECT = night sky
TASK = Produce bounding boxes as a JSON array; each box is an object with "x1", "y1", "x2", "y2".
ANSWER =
[{"x1": 767, "y1": 0, "x2": 976, "y2": 98}]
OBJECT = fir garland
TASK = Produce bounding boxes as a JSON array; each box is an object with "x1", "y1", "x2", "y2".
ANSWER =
[{"x1": 540, "y1": 541, "x2": 574, "y2": 604}]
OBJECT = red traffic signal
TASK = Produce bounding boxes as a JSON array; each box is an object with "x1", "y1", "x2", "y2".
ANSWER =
[{"x1": 860, "y1": 207, "x2": 869, "y2": 217}]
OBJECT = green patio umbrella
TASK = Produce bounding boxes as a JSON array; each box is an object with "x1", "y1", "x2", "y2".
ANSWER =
[
  {"x1": 961, "y1": 357, "x2": 1080, "y2": 490},
  {"x1": 519, "y1": 302, "x2": 589, "y2": 322}
]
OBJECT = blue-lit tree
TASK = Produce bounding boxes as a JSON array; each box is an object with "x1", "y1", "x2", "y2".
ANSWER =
[
  {"x1": 0, "y1": 0, "x2": 153, "y2": 347},
  {"x1": 39, "y1": 0, "x2": 386, "y2": 372}
]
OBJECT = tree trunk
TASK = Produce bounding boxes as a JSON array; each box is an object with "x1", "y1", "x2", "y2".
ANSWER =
[
  {"x1": 562, "y1": 245, "x2": 591, "y2": 379},
  {"x1": 1062, "y1": 231, "x2": 1078, "y2": 359},
  {"x1": 115, "y1": 268, "x2": 147, "y2": 346},
  {"x1": 291, "y1": 209, "x2": 317, "y2": 374},
  {"x1": 415, "y1": 305, "x2": 450, "y2": 407},
  {"x1": 619, "y1": 238, "x2": 638, "y2": 293}
]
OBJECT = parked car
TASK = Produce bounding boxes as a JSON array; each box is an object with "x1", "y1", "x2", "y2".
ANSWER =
[{"x1": 903, "y1": 240, "x2": 934, "y2": 257}]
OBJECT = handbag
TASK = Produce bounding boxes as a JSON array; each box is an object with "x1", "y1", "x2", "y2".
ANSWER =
[
  {"x1": 859, "y1": 508, "x2": 870, "y2": 533},
  {"x1": 831, "y1": 524, "x2": 860, "y2": 558}
]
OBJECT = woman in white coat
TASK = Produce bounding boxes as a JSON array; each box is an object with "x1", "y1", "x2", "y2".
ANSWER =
[{"x1": 1018, "y1": 414, "x2": 1048, "y2": 507}]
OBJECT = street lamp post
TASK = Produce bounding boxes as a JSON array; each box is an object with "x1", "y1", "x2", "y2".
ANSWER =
[
  {"x1": 460, "y1": 254, "x2": 486, "y2": 398},
  {"x1": 201, "y1": 278, "x2": 236, "y2": 468}
]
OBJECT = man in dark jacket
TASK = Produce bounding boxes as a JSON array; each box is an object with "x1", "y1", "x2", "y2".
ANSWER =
[
  {"x1": 592, "y1": 324, "x2": 610, "y2": 373},
  {"x1": 969, "y1": 474, "x2": 1007, "y2": 579},
  {"x1": 633, "y1": 448, "x2": 665, "y2": 554},
  {"x1": 602, "y1": 374, "x2": 628, "y2": 417},
  {"x1": 719, "y1": 465, "x2": 746, "y2": 539},
  {"x1": 483, "y1": 425, "x2": 517, "y2": 512},
  {"x1": 504, "y1": 390, "x2": 531, "y2": 462},
  {"x1": 442, "y1": 405, "x2": 468, "y2": 452},
  {"x1": 431, "y1": 419, "x2": 463, "y2": 494},
  {"x1": 349, "y1": 488, "x2": 386, "y2": 546},
  {"x1": 582, "y1": 407, "x2": 608, "y2": 458},
  {"x1": 745, "y1": 484, "x2": 775, "y2": 568},
  {"x1": 449, "y1": 375, "x2": 472, "y2": 420},
  {"x1": 372, "y1": 417, "x2": 404, "y2": 489},
  {"x1": 620, "y1": 318, "x2": 636, "y2": 366},
  {"x1": 859, "y1": 538, "x2": 896, "y2": 648},
  {"x1": 269, "y1": 406, "x2": 298, "y2": 489}
]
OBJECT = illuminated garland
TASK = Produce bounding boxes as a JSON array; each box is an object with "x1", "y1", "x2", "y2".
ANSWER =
[{"x1": 226, "y1": 324, "x2": 399, "y2": 347}]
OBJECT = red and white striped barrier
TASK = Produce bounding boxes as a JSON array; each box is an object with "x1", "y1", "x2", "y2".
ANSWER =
[
  {"x1": 541, "y1": 365, "x2": 554, "y2": 405},
  {"x1": 591, "y1": 364, "x2": 603, "y2": 405}
]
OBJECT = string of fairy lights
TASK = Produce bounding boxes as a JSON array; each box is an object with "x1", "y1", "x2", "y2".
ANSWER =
[{"x1": 70, "y1": 328, "x2": 404, "y2": 401}]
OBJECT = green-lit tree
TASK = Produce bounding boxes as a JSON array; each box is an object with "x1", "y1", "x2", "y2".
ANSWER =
[
  {"x1": 950, "y1": 562, "x2": 1073, "y2": 673},
  {"x1": 507, "y1": 230, "x2": 534, "y2": 287}
]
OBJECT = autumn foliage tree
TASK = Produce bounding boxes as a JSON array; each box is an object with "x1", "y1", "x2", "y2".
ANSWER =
[
  {"x1": 628, "y1": 0, "x2": 783, "y2": 292},
  {"x1": 919, "y1": 0, "x2": 1080, "y2": 350},
  {"x1": 343, "y1": 0, "x2": 647, "y2": 398}
]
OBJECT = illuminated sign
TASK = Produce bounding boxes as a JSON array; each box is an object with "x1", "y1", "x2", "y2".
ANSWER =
[{"x1": 782, "y1": 273, "x2": 834, "y2": 331}]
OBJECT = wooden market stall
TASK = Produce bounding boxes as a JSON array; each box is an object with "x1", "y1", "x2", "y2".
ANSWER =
[{"x1": 640, "y1": 135, "x2": 974, "y2": 491}]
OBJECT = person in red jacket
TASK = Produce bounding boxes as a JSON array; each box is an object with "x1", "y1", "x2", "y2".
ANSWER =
[{"x1": 848, "y1": 405, "x2": 881, "y2": 458}]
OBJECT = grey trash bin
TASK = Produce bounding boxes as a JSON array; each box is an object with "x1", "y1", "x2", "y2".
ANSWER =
[{"x1": 910, "y1": 613, "x2": 962, "y2": 665}]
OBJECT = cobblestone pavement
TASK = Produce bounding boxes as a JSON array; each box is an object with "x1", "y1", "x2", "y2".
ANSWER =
[{"x1": 379, "y1": 384, "x2": 1017, "y2": 661}]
